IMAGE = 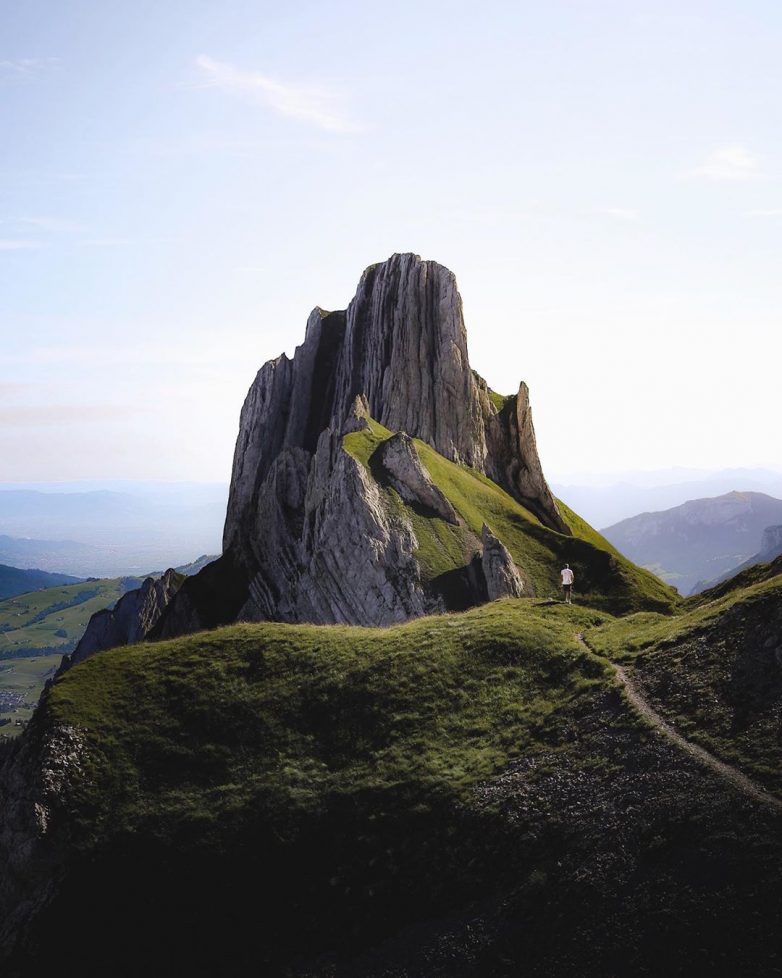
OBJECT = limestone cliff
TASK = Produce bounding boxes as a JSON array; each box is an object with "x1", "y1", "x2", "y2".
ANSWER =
[
  {"x1": 62, "y1": 569, "x2": 184, "y2": 670},
  {"x1": 160, "y1": 253, "x2": 571, "y2": 632},
  {"x1": 223, "y1": 254, "x2": 566, "y2": 551}
]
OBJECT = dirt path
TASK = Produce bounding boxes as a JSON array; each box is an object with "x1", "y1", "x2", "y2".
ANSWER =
[{"x1": 576, "y1": 633, "x2": 782, "y2": 815}]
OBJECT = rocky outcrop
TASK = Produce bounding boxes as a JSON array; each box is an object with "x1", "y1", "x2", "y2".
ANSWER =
[
  {"x1": 484, "y1": 383, "x2": 569, "y2": 532},
  {"x1": 377, "y1": 433, "x2": 458, "y2": 524},
  {"x1": 481, "y1": 524, "x2": 526, "y2": 600},
  {"x1": 64, "y1": 569, "x2": 184, "y2": 669},
  {"x1": 0, "y1": 716, "x2": 88, "y2": 968},
  {"x1": 160, "y1": 253, "x2": 568, "y2": 632},
  {"x1": 235, "y1": 425, "x2": 430, "y2": 626},
  {"x1": 332, "y1": 258, "x2": 487, "y2": 470}
]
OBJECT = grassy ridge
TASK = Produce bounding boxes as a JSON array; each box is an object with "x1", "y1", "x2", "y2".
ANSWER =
[
  {"x1": 46, "y1": 600, "x2": 609, "y2": 839},
  {"x1": 587, "y1": 570, "x2": 782, "y2": 661},
  {"x1": 17, "y1": 599, "x2": 659, "y2": 973},
  {"x1": 14, "y1": 567, "x2": 782, "y2": 975},
  {"x1": 344, "y1": 419, "x2": 677, "y2": 613}
]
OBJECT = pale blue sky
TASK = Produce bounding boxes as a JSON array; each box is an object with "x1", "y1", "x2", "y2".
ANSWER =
[{"x1": 2, "y1": 0, "x2": 781, "y2": 483}]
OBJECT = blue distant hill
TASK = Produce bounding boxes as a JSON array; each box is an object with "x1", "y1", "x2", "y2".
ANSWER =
[{"x1": 0, "y1": 563, "x2": 83, "y2": 600}]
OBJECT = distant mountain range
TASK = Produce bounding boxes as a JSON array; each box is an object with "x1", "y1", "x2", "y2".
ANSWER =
[
  {"x1": 0, "y1": 483, "x2": 227, "y2": 576},
  {"x1": 602, "y1": 491, "x2": 782, "y2": 594},
  {"x1": 554, "y1": 468, "x2": 782, "y2": 529},
  {"x1": 697, "y1": 524, "x2": 782, "y2": 591}
]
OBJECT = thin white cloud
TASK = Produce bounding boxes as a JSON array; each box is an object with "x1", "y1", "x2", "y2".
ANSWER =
[
  {"x1": 746, "y1": 208, "x2": 782, "y2": 218},
  {"x1": 593, "y1": 207, "x2": 640, "y2": 222},
  {"x1": 20, "y1": 216, "x2": 87, "y2": 233},
  {"x1": 194, "y1": 55, "x2": 360, "y2": 133},
  {"x1": 690, "y1": 145, "x2": 757, "y2": 181},
  {"x1": 0, "y1": 404, "x2": 136, "y2": 427},
  {"x1": 0, "y1": 57, "x2": 59, "y2": 80},
  {"x1": 80, "y1": 237, "x2": 135, "y2": 247},
  {"x1": 0, "y1": 239, "x2": 42, "y2": 251}
]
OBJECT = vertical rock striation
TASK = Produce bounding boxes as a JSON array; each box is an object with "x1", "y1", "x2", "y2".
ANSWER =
[{"x1": 161, "y1": 253, "x2": 567, "y2": 632}]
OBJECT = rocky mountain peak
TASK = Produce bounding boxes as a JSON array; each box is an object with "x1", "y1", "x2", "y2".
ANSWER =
[
  {"x1": 158, "y1": 253, "x2": 577, "y2": 632},
  {"x1": 224, "y1": 253, "x2": 566, "y2": 553},
  {"x1": 335, "y1": 253, "x2": 486, "y2": 469},
  {"x1": 63, "y1": 568, "x2": 185, "y2": 670}
]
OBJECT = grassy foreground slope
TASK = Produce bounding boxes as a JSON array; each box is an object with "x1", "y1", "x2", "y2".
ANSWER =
[
  {"x1": 9, "y1": 591, "x2": 782, "y2": 977},
  {"x1": 587, "y1": 568, "x2": 782, "y2": 797},
  {"x1": 10, "y1": 601, "x2": 611, "y2": 973},
  {"x1": 344, "y1": 419, "x2": 676, "y2": 615},
  {"x1": 47, "y1": 601, "x2": 608, "y2": 836}
]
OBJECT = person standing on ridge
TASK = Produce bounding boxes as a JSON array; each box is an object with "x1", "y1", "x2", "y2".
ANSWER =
[{"x1": 561, "y1": 563, "x2": 574, "y2": 604}]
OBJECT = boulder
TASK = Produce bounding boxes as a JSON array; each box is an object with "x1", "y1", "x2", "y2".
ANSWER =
[
  {"x1": 377, "y1": 433, "x2": 458, "y2": 524},
  {"x1": 481, "y1": 524, "x2": 525, "y2": 600}
]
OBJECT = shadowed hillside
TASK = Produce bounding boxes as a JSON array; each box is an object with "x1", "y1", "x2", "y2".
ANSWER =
[{"x1": 1, "y1": 575, "x2": 781, "y2": 976}]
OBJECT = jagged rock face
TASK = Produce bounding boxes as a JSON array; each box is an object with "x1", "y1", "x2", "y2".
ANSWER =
[
  {"x1": 484, "y1": 383, "x2": 569, "y2": 534},
  {"x1": 333, "y1": 257, "x2": 487, "y2": 469},
  {"x1": 172, "y1": 253, "x2": 567, "y2": 630},
  {"x1": 481, "y1": 524, "x2": 526, "y2": 600},
  {"x1": 0, "y1": 718, "x2": 87, "y2": 964},
  {"x1": 66, "y1": 569, "x2": 184, "y2": 669},
  {"x1": 237, "y1": 428, "x2": 430, "y2": 626},
  {"x1": 377, "y1": 433, "x2": 458, "y2": 524},
  {"x1": 224, "y1": 253, "x2": 566, "y2": 554}
]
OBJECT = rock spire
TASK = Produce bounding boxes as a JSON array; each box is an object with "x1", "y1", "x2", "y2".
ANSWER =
[{"x1": 162, "y1": 253, "x2": 568, "y2": 631}]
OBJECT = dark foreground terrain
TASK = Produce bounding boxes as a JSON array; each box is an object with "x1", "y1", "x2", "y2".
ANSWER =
[{"x1": 1, "y1": 578, "x2": 781, "y2": 977}]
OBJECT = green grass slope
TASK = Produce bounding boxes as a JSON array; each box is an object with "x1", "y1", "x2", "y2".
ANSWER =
[
  {"x1": 13, "y1": 591, "x2": 782, "y2": 977},
  {"x1": 0, "y1": 577, "x2": 141, "y2": 734},
  {"x1": 344, "y1": 418, "x2": 676, "y2": 614},
  {"x1": 22, "y1": 600, "x2": 613, "y2": 972},
  {"x1": 47, "y1": 600, "x2": 608, "y2": 836}
]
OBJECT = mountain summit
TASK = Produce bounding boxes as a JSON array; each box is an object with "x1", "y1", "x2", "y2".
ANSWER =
[
  {"x1": 224, "y1": 252, "x2": 567, "y2": 545},
  {"x1": 153, "y1": 253, "x2": 670, "y2": 635}
]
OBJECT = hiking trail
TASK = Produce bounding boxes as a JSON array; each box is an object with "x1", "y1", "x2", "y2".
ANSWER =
[{"x1": 575, "y1": 632, "x2": 782, "y2": 815}]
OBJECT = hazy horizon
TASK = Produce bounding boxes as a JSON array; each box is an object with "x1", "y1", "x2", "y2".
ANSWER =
[{"x1": 3, "y1": 463, "x2": 782, "y2": 493}]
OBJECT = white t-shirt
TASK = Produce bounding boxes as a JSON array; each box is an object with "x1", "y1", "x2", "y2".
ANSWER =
[{"x1": 561, "y1": 567, "x2": 574, "y2": 585}]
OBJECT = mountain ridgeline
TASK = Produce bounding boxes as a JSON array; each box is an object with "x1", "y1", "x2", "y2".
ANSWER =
[
  {"x1": 603, "y1": 490, "x2": 782, "y2": 595},
  {"x1": 150, "y1": 253, "x2": 671, "y2": 638}
]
